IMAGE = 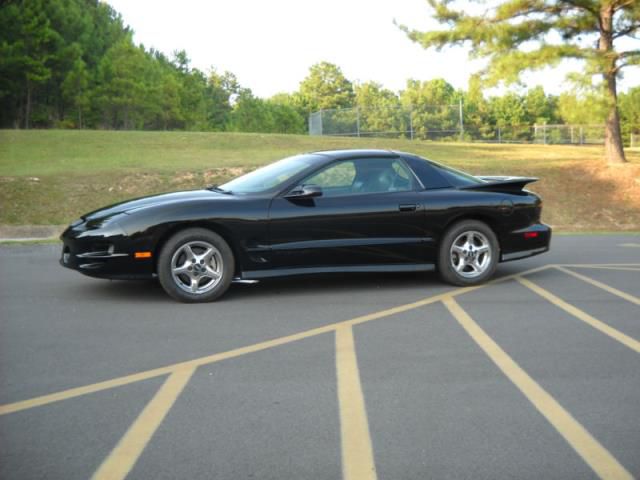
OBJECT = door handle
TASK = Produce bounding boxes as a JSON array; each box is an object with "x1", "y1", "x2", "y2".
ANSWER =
[{"x1": 398, "y1": 204, "x2": 418, "y2": 212}]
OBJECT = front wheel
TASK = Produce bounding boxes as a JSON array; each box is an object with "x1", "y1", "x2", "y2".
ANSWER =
[
  {"x1": 158, "y1": 228, "x2": 234, "y2": 303},
  {"x1": 437, "y1": 220, "x2": 499, "y2": 286}
]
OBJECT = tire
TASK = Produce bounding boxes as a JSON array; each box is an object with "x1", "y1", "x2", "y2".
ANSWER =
[
  {"x1": 437, "y1": 220, "x2": 499, "y2": 286},
  {"x1": 157, "y1": 228, "x2": 234, "y2": 303}
]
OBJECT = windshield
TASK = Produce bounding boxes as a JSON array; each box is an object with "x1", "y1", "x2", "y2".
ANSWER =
[{"x1": 218, "y1": 154, "x2": 322, "y2": 194}]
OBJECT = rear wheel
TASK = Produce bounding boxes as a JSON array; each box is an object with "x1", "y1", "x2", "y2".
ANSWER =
[
  {"x1": 158, "y1": 228, "x2": 234, "y2": 303},
  {"x1": 437, "y1": 220, "x2": 499, "y2": 286}
]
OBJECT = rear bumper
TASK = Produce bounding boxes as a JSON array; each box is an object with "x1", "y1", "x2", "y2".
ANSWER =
[{"x1": 500, "y1": 223, "x2": 551, "y2": 262}]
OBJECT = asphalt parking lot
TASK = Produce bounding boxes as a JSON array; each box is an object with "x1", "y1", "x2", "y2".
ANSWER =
[{"x1": 1, "y1": 235, "x2": 639, "y2": 480}]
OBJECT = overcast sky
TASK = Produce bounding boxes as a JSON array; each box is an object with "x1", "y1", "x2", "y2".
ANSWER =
[{"x1": 106, "y1": 0, "x2": 640, "y2": 98}]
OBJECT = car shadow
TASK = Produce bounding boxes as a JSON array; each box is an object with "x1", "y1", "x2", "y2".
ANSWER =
[
  {"x1": 72, "y1": 262, "x2": 548, "y2": 303},
  {"x1": 224, "y1": 271, "x2": 445, "y2": 300},
  {"x1": 72, "y1": 271, "x2": 444, "y2": 303},
  {"x1": 75, "y1": 278, "x2": 170, "y2": 302}
]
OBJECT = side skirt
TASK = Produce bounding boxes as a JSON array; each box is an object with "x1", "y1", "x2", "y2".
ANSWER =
[{"x1": 241, "y1": 263, "x2": 436, "y2": 280}]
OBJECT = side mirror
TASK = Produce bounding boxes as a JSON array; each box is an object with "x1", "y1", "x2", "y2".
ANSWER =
[{"x1": 285, "y1": 184, "x2": 323, "y2": 199}]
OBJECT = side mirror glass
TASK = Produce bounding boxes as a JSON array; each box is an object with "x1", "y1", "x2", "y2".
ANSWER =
[{"x1": 285, "y1": 184, "x2": 323, "y2": 199}]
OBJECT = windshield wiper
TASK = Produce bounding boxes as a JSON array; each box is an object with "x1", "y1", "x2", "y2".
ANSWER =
[{"x1": 206, "y1": 185, "x2": 233, "y2": 194}]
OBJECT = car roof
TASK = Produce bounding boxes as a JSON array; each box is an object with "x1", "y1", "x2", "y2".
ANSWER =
[{"x1": 309, "y1": 149, "x2": 400, "y2": 160}]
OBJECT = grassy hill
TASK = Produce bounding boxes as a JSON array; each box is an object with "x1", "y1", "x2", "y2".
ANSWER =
[{"x1": 1, "y1": 129, "x2": 639, "y2": 231}]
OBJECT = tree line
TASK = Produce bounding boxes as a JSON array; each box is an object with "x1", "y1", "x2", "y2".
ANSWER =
[
  {"x1": 305, "y1": 64, "x2": 639, "y2": 145},
  {"x1": 0, "y1": 0, "x2": 306, "y2": 132},
  {"x1": 1, "y1": 0, "x2": 638, "y2": 145}
]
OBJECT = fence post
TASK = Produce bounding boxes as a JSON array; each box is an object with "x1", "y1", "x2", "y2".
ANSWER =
[
  {"x1": 580, "y1": 126, "x2": 584, "y2": 145},
  {"x1": 409, "y1": 112, "x2": 414, "y2": 140},
  {"x1": 543, "y1": 123, "x2": 547, "y2": 145},
  {"x1": 459, "y1": 98, "x2": 464, "y2": 142},
  {"x1": 356, "y1": 107, "x2": 360, "y2": 138},
  {"x1": 570, "y1": 126, "x2": 574, "y2": 144},
  {"x1": 497, "y1": 127, "x2": 501, "y2": 143},
  {"x1": 308, "y1": 110, "x2": 323, "y2": 136}
]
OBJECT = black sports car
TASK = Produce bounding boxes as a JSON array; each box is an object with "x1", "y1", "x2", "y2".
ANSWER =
[{"x1": 61, "y1": 149, "x2": 551, "y2": 302}]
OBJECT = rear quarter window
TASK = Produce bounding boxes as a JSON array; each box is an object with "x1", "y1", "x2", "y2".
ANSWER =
[
  {"x1": 402, "y1": 155, "x2": 450, "y2": 189},
  {"x1": 430, "y1": 162, "x2": 485, "y2": 187},
  {"x1": 403, "y1": 155, "x2": 484, "y2": 189}
]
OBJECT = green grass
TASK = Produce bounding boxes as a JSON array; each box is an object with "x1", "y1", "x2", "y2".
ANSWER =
[
  {"x1": 0, "y1": 129, "x2": 631, "y2": 175},
  {"x1": 1, "y1": 129, "x2": 639, "y2": 230}
]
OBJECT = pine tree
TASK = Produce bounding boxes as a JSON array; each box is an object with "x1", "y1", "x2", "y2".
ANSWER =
[{"x1": 400, "y1": 0, "x2": 640, "y2": 163}]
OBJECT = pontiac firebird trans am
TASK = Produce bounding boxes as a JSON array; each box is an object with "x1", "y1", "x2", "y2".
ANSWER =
[{"x1": 61, "y1": 149, "x2": 551, "y2": 302}]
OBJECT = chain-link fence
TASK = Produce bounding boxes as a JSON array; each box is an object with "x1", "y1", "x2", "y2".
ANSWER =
[
  {"x1": 466, "y1": 124, "x2": 605, "y2": 144},
  {"x1": 532, "y1": 124, "x2": 605, "y2": 144},
  {"x1": 631, "y1": 134, "x2": 640, "y2": 149},
  {"x1": 309, "y1": 105, "x2": 606, "y2": 145},
  {"x1": 309, "y1": 104, "x2": 463, "y2": 141}
]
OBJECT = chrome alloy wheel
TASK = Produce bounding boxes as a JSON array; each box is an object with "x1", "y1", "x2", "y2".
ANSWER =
[
  {"x1": 170, "y1": 241, "x2": 223, "y2": 294},
  {"x1": 449, "y1": 230, "x2": 492, "y2": 279}
]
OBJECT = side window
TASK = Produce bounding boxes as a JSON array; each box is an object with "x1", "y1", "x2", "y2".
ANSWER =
[
  {"x1": 351, "y1": 158, "x2": 414, "y2": 194},
  {"x1": 302, "y1": 157, "x2": 415, "y2": 197},
  {"x1": 392, "y1": 160, "x2": 411, "y2": 183},
  {"x1": 305, "y1": 161, "x2": 356, "y2": 190}
]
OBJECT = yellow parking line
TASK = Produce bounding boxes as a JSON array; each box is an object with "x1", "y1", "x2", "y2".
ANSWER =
[
  {"x1": 560, "y1": 264, "x2": 640, "y2": 267},
  {"x1": 565, "y1": 265, "x2": 640, "y2": 272},
  {"x1": 517, "y1": 277, "x2": 640, "y2": 353},
  {"x1": 442, "y1": 297, "x2": 633, "y2": 480},
  {"x1": 91, "y1": 365, "x2": 196, "y2": 480},
  {"x1": 0, "y1": 264, "x2": 552, "y2": 417},
  {"x1": 0, "y1": 365, "x2": 184, "y2": 416},
  {"x1": 0, "y1": 294, "x2": 445, "y2": 416},
  {"x1": 555, "y1": 266, "x2": 640, "y2": 306},
  {"x1": 336, "y1": 326, "x2": 377, "y2": 480}
]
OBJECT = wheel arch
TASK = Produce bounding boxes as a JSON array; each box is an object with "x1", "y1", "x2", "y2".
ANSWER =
[
  {"x1": 440, "y1": 213, "x2": 503, "y2": 251},
  {"x1": 152, "y1": 221, "x2": 241, "y2": 276}
]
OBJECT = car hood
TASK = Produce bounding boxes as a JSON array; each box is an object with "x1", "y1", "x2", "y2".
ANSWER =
[{"x1": 82, "y1": 189, "x2": 225, "y2": 222}]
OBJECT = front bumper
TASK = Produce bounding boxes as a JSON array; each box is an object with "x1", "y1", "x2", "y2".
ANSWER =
[
  {"x1": 60, "y1": 222, "x2": 155, "y2": 280},
  {"x1": 499, "y1": 223, "x2": 552, "y2": 262}
]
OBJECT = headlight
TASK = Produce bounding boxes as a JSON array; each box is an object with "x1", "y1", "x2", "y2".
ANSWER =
[
  {"x1": 77, "y1": 222, "x2": 126, "y2": 238},
  {"x1": 78, "y1": 215, "x2": 127, "y2": 238}
]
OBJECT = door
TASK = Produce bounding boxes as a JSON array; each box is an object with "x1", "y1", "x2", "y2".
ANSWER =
[{"x1": 268, "y1": 156, "x2": 431, "y2": 269}]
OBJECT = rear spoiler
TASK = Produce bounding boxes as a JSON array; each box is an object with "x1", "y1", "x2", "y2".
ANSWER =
[{"x1": 460, "y1": 176, "x2": 538, "y2": 193}]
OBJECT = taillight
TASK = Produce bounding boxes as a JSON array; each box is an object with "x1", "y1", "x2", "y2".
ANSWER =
[{"x1": 524, "y1": 232, "x2": 539, "y2": 239}]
